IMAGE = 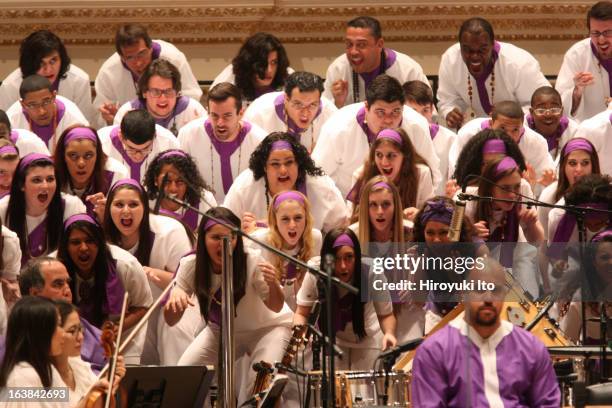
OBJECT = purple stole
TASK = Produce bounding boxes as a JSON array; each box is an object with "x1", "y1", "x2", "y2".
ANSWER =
[
  {"x1": 333, "y1": 288, "x2": 355, "y2": 335},
  {"x1": 472, "y1": 41, "x2": 501, "y2": 115},
  {"x1": 273, "y1": 93, "x2": 322, "y2": 145},
  {"x1": 80, "y1": 317, "x2": 106, "y2": 373},
  {"x1": 358, "y1": 49, "x2": 397, "y2": 91},
  {"x1": 526, "y1": 114, "x2": 569, "y2": 152},
  {"x1": 487, "y1": 209, "x2": 519, "y2": 268},
  {"x1": 591, "y1": 41, "x2": 612, "y2": 96},
  {"x1": 159, "y1": 196, "x2": 200, "y2": 231},
  {"x1": 131, "y1": 96, "x2": 190, "y2": 130},
  {"x1": 79, "y1": 257, "x2": 127, "y2": 324},
  {"x1": 121, "y1": 41, "x2": 162, "y2": 83},
  {"x1": 23, "y1": 99, "x2": 66, "y2": 146},
  {"x1": 429, "y1": 123, "x2": 440, "y2": 140},
  {"x1": 23, "y1": 197, "x2": 66, "y2": 265},
  {"x1": 110, "y1": 126, "x2": 144, "y2": 182},
  {"x1": 204, "y1": 119, "x2": 251, "y2": 194}
]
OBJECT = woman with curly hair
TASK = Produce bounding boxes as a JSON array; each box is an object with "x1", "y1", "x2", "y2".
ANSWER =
[
  {"x1": 348, "y1": 128, "x2": 434, "y2": 221},
  {"x1": 54, "y1": 125, "x2": 128, "y2": 218},
  {"x1": 144, "y1": 149, "x2": 216, "y2": 232},
  {"x1": 224, "y1": 132, "x2": 347, "y2": 233},
  {"x1": 211, "y1": 32, "x2": 292, "y2": 104},
  {"x1": 0, "y1": 30, "x2": 96, "y2": 124}
]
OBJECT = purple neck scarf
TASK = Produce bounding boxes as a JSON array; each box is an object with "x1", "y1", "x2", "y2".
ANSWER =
[
  {"x1": 131, "y1": 95, "x2": 190, "y2": 130},
  {"x1": 526, "y1": 114, "x2": 569, "y2": 152},
  {"x1": 121, "y1": 41, "x2": 162, "y2": 83},
  {"x1": 429, "y1": 123, "x2": 440, "y2": 140},
  {"x1": 110, "y1": 127, "x2": 144, "y2": 182},
  {"x1": 358, "y1": 48, "x2": 397, "y2": 91},
  {"x1": 471, "y1": 41, "x2": 500, "y2": 115},
  {"x1": 23, "y1": 99, "x2": 66, "y2": 146},
  {"x1": 204, "y1": 119, "x2": 251, "y2": 194},
  {"x1": 273, "y1": 93, "x2": 322, "y2": 143},
  {"x1": 591, "y1": 41, "x2": 612, "y2": 95}
]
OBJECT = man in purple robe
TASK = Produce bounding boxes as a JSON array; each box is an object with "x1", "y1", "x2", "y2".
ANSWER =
[
  {"x1": 17, "y1": 256, "x2": 106, "y2": 372},
  {"x1": 411, "y1": 258, "x2": 560, "y2": 407}
]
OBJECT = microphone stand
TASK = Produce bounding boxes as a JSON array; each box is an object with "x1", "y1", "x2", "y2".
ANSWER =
[{"x1": 162, "y1": 192, "x2": 358, "y2": 406}]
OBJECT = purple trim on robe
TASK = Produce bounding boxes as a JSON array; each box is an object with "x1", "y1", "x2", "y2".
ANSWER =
[
  {"x1": 333, "y1": 289, "x2": 354, "y2": 335},
  {"x1": 23, "y1": 99, "x2": 66, "y2": 146},
  {"x1": 204, "y1": 119, "x2": 251, "y2": 194},
  {"x1": 273, "y1": 93, "x2": 322, "y2": 144},
  {"x1": 487, "y1": 208, "x2": 519, "y2": 268},
  {"x1": 110, "y1": 127, "x2": 143, "y2": 182},
  {"x1": 131, "y1": 96, "x2": 190, "y2": 130},
  {"x1": 472, "y1": 41, "x2": 501, "y2": 115},
  {"x1": 9, "y1": 130, "x2": 19, "y2": 144},
  {"x1": 78, "y1": 257, "x2": 126, "y2": 324},
  {"x1": 22, "y1": 198, "x2": 66, "y2": 265},
  {"x1": 159, "y1": 196, "x2": 200, "y2": 231},
  {"x1": 411, "y1": 324, "x2": 561, "y2": 407},
  {"x1": 526, "y1": 114, "x2": 569, "y2": 152},
  {"x1": 355, "y1": 106, "x2": 377, "y2": 144},
  {"x1": 358, "y1": 48, "x2": 397, "y2": 91},
  {"x1": 121, "y1": 41, "x2": 162, "y2": 82},
  {"x1": 591, "y1": 41, "x2": 612, "y2": 96},
  {"x1": 80, "y1": 317, "x2": 106, "y2": 373},
  {"x1": 429, "y1": 123, "x2": 440, "y2": 140}
]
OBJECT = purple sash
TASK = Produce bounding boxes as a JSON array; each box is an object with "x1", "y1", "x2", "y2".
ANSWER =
[
  {"x1": 204, "y1": 120, "x2": 251, "y2": 194},
  {"x1": 80, "y1": 317, "x2": 106, "y2": 373},
  {"x1": 429, "y1": 123, "x2": 440, "y2": 140},
  {"x1": 79, "y1": 257, "x2": 127, "y2": 323},
  {"x1": 22, "y1": 197, "x2": 66, "y2": 265},
  {"x1": 110, "y1": 126, "x2": 143, "y2": 182},
  {"x1": 121, "y1": 41, "x2": 162, "y2": 83},
  {"x1": 358, "y1": 49, "x2": 397, "y2": 91},
  {"x1": 131, "y1": 96, "x2": 190, "y2": 130},
  {"x1": 159, "y1": 196, "x2": 200, "y2": 231},
  {"x1": 591, "y1": 41, "x2": 612, "y2": 96},
  {"x1": 333, "y1": 289, "x2": 354, "y2": 335},
  {"x1": 472, "y1": 41, "x2": 501, "y2": 115},
  {"x1": 273, "y1": 93, "x2": 322, "y2": 144},
  {"x1": 23, "y1": 99, "x2": 66, "y2": 146},
  {"x1": 526, "y1": 114, "x2": 569, "y2": 152},
  {"x1": 486, "y1": 208, "x2": 519, "y2": 268}
]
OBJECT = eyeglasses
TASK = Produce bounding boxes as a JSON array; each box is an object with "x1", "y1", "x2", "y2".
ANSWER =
[
  {"x1": 122, "y1": 141, "x2": 153, "y2": 156},
  {"x1": 122, "y1": 48, "x2": 151, "y2": 63},
  {"x1": 288, "y1": 100, "x2": 320, "y2": 113},
  {"x1": 147, "y1": 88, "x2": 178, "y2": 98},
  {"x1": 590, "y1": 30, "x2": 612, "y2": 38},
  {"x1": 532, "y1": 107, "x2": 563, "y2": 116},
  {"x1": 23, "y1": 98, "x2": 55, "y2": 111},
  {"x1": 65, "y1": 325, "x2": 83, "y2": 337}
]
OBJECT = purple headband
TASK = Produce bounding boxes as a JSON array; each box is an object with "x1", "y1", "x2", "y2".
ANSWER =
[
  {"x1": 563, "y1": 138, "x2": 593, "y2": 156},
  {"x1": 376, "y1": 129, "x2": 403, "y2": 144},
  {"x1": 0, "y1": 145, "x2": 18, "y2": 156},
  {"x1": 273, "y1": 190, "x2": 305, "y2": 209},
  {"x1": 110, "y1": 178, "x2": 144, "y2": 192},
  {"x1": 332, "y1": 233, "x2": 355, "y2": 249},
  {"x1": 372, "y1": 181, "x2": 392, "y2": 191},
  {"x1": 204, "y1": 218, "x2": 220, "y2": 231},
  {"x1": 64, "y1": 213, "x2": 98, "y2": 231},
  {"x1": 158, "y1": 149, "x2": 188, "y2": 160},
  {"x1": 271, "y1": 140, "x2": 293, "y2": 152},
  {"x1": 482, "y1": 139, "x2": 507, "y2": 154},
  {"x1": 592, "y1": 228, "x2": 612, "y2": 243},
  {"x1": 18, "y1": 153, "x2": 52, "y2": 173},
  {"x1": 495, "y1": 156, "x2": 518, "y2": 176},
  {"x1": 420, "y1": 200, "x2": 454, "y2": 226},
  {"x1": 63, "y1": 127, "x2": 98, "y2": 146}
]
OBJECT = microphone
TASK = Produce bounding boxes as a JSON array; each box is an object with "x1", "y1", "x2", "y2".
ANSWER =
[
  {"x1": 448, "y1": 177, "x2": 469, "y2": 242},
  {"x1": 153, "y1": 173, "x2": 169, "y2": 214},
  {"x1": 378, "y1": 337, "x2": 423, "y2": 360}
]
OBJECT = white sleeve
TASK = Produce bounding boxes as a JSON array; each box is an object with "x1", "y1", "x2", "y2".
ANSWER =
[
  {"x1": 311, "y1": 120, "x2": 341, "y2": 178},
  {"x1": 317, "y1": 176, "x2": 349, "y2": 234},
  {"x1": 406, "y1": 118, "x2": 442, "y2": 190},
  {"x1": 547, "y1": 208, "x2": 564, "y2": 243},
  {"x1": 1, "y1": 227, "x2": 22, "y2": 281},
  {"x1": 161, "y1": 224, "x2": 193, "y2": 273},
  {"x1": 415, "y1": 165, "x2": 435, "y2": 209},
  {"x1": 556, "y1": 48, "x2": 582, "y2": 119},
  {"x1": 112, "y1": 101, "x2": 132, "y2": 126},
  {"x1": 174, "y1": 255, "x2": 196, "y2": 295},
  {"x1": 222, "y1": 177, "x2": 247, "y2": 219},
  {"x1": 296, "y1": 269, "x2": 319, "y2": 307},
  {"x1": 174, "y1": 54, "x2": 203, "y2": 102},
  {"x1": 62, "y1": 194, "x2": 87, "y2": 219},
  {"x1": 93, "y1": 62, "x2": 118, "y2": 109},
  {"x1": 120, "y1": 256, "x2": 154, "y2": 308},
  {"x1": 436, "y1": 48, "x2": 467, "y2": 120},
  {"x1": 512, "y1": 54, "x2": 551, "y2": 108}
]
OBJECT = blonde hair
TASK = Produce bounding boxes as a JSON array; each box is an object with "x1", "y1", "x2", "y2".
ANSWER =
[
  {"x1": 357, "y1": 175, "x2": 405, "y2": 251},
  {"x1": 266, "y1": 190, "x2": 315, "y2": 280}
]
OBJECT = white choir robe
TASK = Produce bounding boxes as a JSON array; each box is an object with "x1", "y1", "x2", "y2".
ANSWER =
[
  {"x1": 323, "y1": 48, "x2": 429, "y2": 107},
  {"x1": 7, "y1": 128, "x2": 50, "y2": 157},
  {"x1": 127, "y1": 214, "x2": 200, "y2": 366},
  {"x1": 97, "y1": 124, "x2": 180, "y2": 185},
  {"x1": 537, "y1": 181, "x2": 560, "y2": 239},
  {"x1": 2, "y1": 362, "x2": 71, "y2": 408},
  {"x1": 449, "y1": 117, "x2": 554, "y2": 180},
  {"x1": 0, "y1": 225, "x2": 21, "y2": 336},
  {"x1": 557, "y1": 38, "x2": 612, "y2": 123},
  {"x1": 178, "y1": 118, "x2": 267, "y2": 203},
  {"x1": 6, "y1": 95, "x2": 88, "y2": 153},
  {"x1": 113, "y1": 96, "x2": 207, "y2": 134},
  {"x1": 437, "y1": 41, "x2": 550, "y2": 121},
  {"x1": 94, "y1": 40, "x2": 202, "y2": 116},
  {"x1": 243, "y1": 91, "x2": 337, "y2": 152},
  {"x1": 223, "y1": 169, "x2": 347, "y2": 234},
  {"x1": 574, "y1": 109, "x2": 612, "y2": 177},
  {"x1": 428, "y1": 123, "x2": 456, "y2": 195},
  {"x1": 0, "y1": 65, "x2": 97, "y2": 125},
  {"x1": 311, "y1": 102, "x2": 441, "y2": 197},
  {"x1": 524, "y1": 114, "x2": 579, "y2": 165}
]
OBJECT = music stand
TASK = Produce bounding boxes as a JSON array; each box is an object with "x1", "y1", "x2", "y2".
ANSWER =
[{"x1": 121, "y1": 365, "x2": 215, "y2": 407}]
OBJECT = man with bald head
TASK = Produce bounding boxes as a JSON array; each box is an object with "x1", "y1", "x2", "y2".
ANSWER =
[
  {"x1": 438, "y1": 17, "x2": 549, "y2": 129},
  {"x1": 411, "y1": 258, "x2": 560, "y2": 407}
]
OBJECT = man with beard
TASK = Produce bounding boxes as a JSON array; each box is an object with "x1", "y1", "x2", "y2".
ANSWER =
[{"x1": 411, "y1": 258, "x2": 560, "y2": 407}]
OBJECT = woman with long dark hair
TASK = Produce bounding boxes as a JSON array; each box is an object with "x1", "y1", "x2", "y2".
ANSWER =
[{"x1": 164, "y1": 207, "x2": 292, "y2": 405}]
